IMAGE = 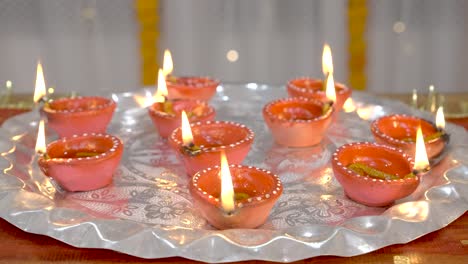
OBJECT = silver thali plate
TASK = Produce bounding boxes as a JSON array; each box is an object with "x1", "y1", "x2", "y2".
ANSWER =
[{"x1": 0, "y1": 83, "x2": 467, "y2": 262}]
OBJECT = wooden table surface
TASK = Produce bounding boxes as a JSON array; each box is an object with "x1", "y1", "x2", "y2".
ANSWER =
[{"x1": 0, "y1": 94, "x2": 467, "y2": 264}]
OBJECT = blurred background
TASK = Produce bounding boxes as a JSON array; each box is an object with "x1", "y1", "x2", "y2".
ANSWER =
[{"x1": 0, "y1": 0, "x2": 467, "y2": 95}]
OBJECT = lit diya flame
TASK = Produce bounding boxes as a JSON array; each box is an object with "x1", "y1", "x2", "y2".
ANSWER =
[
  {"x1": 322, "y1": 43, "x2": 333, "y2": 77},
  {"x1": 35, "y1": 119, "x2": 46, "y2": 155},
  {"x1": 134, "y1": 69, "x2": 168, "y2": 107},
  {"x1": 163, "y1": 49, "x2": 174, "y2": 77},
  {"x1": 325, "y1": 73, "x2": 337, "y2": 104},
  {"x1": 413, "y1": 125, "x2": 430, "y2": 173},
  {"x1": 436, "y1": 106, "x2": 445, "y2": 130},
  {"x1": 220, "y1": 151, "x2": 235, "y2": 214},
  {"x1": 156, "y1": 68, "x2": 168, "y2": 102},
  {"x1": 180, "y1": 110, "x2": 201, "y2": 155},
  {"x1": 34, "y1": 61, "x2": 47, "y2": 103},
  {"x1": 181, "y1": 110, "x2": 194, "y2": 145}
]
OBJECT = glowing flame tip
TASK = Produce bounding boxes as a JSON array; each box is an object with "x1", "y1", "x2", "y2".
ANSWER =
[
  {"x1": 157, "y1": 69, "x2": 168, "y2": 101},
  {"x1": 436, "y1": 106, "x2": 445, "y2": 130},
  {"x1": 413, "y1": 125, "x2": 429, "y2": 171},
  {"x1": 163, "y1": 49, "x2": 174, "y2": 77},
  {"x1": 35, "y1": 120, "x2": 46, "y2": 154},
  {"x1": 220, "y1": 151, "x2": 235, "y2": 213},
  {"x1": 181, "y1": 110, "x2": 194, "y2": 146},
  {"x1": 325, "y1": 74, "x2": 337, "y2": 104},
  {"x1": 322, "y1": 44, "x2": 333, "y2": 77},
  {"x1": 33, "y1": 62, "x2": 47, "y2": 103}
]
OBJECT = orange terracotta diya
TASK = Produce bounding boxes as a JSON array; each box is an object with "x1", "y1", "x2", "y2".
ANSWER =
[
  {"x1": 263, "y1": 97, "x2": 333, "y2": 147},
  {"x1": 42, "y1": 96, "x2": 116, "y2": 138},
  {"x1": 286, "y1": 77, "x2": 351, "y2": 111},
  {"x1": 162, "y1": 49, "x2": 219, "y2": 101},
  {"x1": 169, "y1": 120, "x2": 255, "y2": 176},
  {"x1": 166, "y1": 76, "x2": 220, "y2": 101},
  {"x1": 371, "y1": 114, "x2": 448, "y2": 160},
  {"x1": 148, "y1": 100, "x2": 216, "y2": 138},
  {"x1": 37, "y1": 133, "x2": 123, "y2": 192},
  {"x1": 190, "y1": 162, "x2": 283, "y2": 229},
  {"x1": 332, "y1": 142, "x2": 419, "y2": 207},
  {"x1": 285, "y1": 44, "x2": 350, "y2": 112}
]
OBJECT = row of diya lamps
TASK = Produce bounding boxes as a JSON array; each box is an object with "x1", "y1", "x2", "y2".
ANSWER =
[{"x1": 32, "y1": 46, "x2": 448, "y2": 230}]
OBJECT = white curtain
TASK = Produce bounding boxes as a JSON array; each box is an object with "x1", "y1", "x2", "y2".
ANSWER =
[
  {"x1": 2, "y1": 0, "x2": 466, "y2": 95},
  {"x1": 160, "y1": 0, "x2": 348, "y2": 86},
  {"x1": 367, "y1": 0, "x2": 468, "y2": 93},
  {"x1": 0, "y1": 0, "x2": 139, "y2": 95}
]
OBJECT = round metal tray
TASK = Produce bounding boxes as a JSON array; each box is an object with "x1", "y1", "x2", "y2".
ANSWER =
[{"x1": 0, "y1": 83, "x2": 467, "y2": 262}]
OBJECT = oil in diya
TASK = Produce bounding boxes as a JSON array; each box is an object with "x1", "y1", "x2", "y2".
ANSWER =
[
  {"x1": 169, "y1": 113, "x2": 254, "y2": 176},
  {"x1": 331, "y1": 126, "x2": 430, "y2": 207},
  {"x1": 36, "y1": 120, "x2": 124, "y2": 192},
  {"x1": 263, "y1": 75, "x2": 336, "y2": 147},
  {"x1": 286, "y1": 44, "x2": 351, "y2": 111},
  {"x1": 163, "y1": 49, "x2": 220, "y2": 101},
  {"x1": 190, "y1": 151, "x2": 283, "y2": 229},
  {"x1": 144, "y1": 69, "x2": 216, "y2": 138},
  {"x1": 371, "y1": 107, "x2": 448, "y2": 161}
]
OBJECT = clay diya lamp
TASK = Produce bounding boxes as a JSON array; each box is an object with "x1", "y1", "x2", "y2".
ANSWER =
[
  {"x1": 190, "y1": 152, "x2": 283, "y2": 229},
  {"x1": 148, "y1": 99, "x2": 216, "y2": 138},
  {"x1": 162, "y1": 49, "x2": 220, "y2": 101},
  {"x1": 371, "y1": 113, "x2": 448, "y2": 161},
  {"x1": 263, "y1": 97, "x2": 333, "y2": 147},
  {"x1": 286, "y1": 44, "x2": 351, "y2": 111},
  {"x1": 139, "y1": 68, "x2": 216, "y2": 138},
  {"x1": 166, "y1": 76, "x2": 220, "y2": 101},
  {"x1": 286, "y1": 77, "x2": 351, "y2": 111},
  {"x1": 331, "y1": 142, "x2": 421, "y2": 207},
  {"x1": 37, "y1": 133, "x2": 123, "y2": 192},
  {"x1": 42, "y1": 96, "x2": 116, "y2": 138},
  {"x1": 169, "y1": 119, "x2": 255, "y2": 176}
]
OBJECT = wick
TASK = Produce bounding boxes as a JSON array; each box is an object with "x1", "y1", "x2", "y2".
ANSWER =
[
  {"x1": 436, "y1": 128, "x2": 450, "y2": 143},
  {"x1": 36, "y1": 96, "x2": 49, "y2": 105},
  {"x1": 223, "y1": 209, "x2": 236, "y2": 217},
  {"x1": 322, "y1": 101, "x2": 334, "y2": 115},
  {"x1": 37, "y1": 151, "x2": 50, "y2": 160},
  {"x1": 412, "y1": 166, "x2": 430, "y2": 176},
  {"x1": 181, "y1": 142, "x2": 201, "y2": 156}
]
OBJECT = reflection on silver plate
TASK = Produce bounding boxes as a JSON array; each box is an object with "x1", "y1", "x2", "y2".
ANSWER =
[{"x1": 0, "y1": 84, "x2": 467, "y2": 263}]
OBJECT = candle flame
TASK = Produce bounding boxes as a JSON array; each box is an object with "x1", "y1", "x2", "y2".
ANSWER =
[
  {"x1": 133, "y1": 69, "x2": 167, "y2": 107},
  {"x1": 156, "y1": 68, "x2": 168, "y2": 100},
  {"x1": 343, "y1": 98, "x2": 356, "y2": 113},
  {"x1": 220, "y1": 151, "x2": 235, "y2": 213},
  {"x1": 436, "y1": 106, "x2": 445, "y2": 130},
  {"x1": 35, "y1": 119, "x2": 46, "y2": 154},
  {"x1": 322, "y1": 43, "x2": 333, "y2": 77},
  {"x1": 325, "y1": 73, "x2": 337, "y2": 104},
  {"x1": 181, "y1": 110, "x2": 194, "y2": 145},
  {"x1": 163, "y1": 49, "x2": 174, "y2": 77},
  {"x1": 34, "y1": 62, "x2": 46, "y2": 103},
  {"x1": 413, "y1": 125, "x2": 429, "y2": 171}
]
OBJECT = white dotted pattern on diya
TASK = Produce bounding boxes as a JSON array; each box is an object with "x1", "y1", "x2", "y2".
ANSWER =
[
  {"x1": 171, "y1": 77, "x2": 219, "y2": 88},
  {"x1": 47, "y1": 133, "x2": 122, "y2": 163},
  {"x1": 264, "y1": 97, "x2": 332, "y2": 123},
  {"x1": 288, "y1": 76, "x2": 348, "y2": 95},
  {"x1": 46, "y1": 97, "x2": 115, "y2": 113},
  {"x1": 192, "y1": 165, "x2": 282, "y2": 208},
  {"x1": 333, "y1": 142, "x2": 418, "y2": 182},
  {"x1": 170, "y1": 121, "x2": 255, "y2": 152},
  {"x1": 371, "y1": 114, "x2": 439, "y2": 145}
]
